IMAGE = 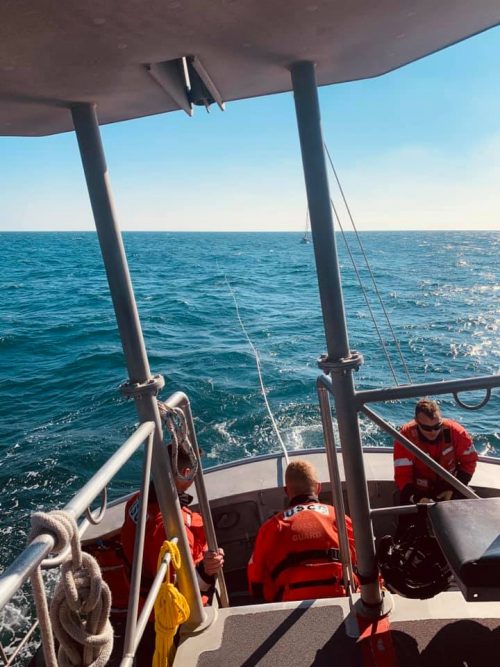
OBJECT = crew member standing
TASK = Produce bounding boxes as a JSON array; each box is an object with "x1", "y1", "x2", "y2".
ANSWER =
[
  {"x1": 394, "y1": 397, "x2": 478, "y2": 504},
  {"x1": 248, "y1": 459, "x2": 358, "y2": 603}
]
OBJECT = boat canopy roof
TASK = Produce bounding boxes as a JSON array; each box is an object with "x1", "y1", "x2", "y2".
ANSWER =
[{"x1": 1, "y1": 1, "x2": 499, "y2": 137}]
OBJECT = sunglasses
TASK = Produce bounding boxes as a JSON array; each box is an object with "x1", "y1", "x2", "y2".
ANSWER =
[{"x1": 416, "y1": 421, "x2": 443, "y2": 432}]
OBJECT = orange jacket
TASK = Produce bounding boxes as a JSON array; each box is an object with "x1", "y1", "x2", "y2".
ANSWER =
[
  {"x1": 247, "y1": 496, "x2": 358, "y2": 602},
  {"x1": 121, "y1": 492, "x2": 207, "y2": 589},
  {"x1": 394, "y1": 418, "x2": 477, "y2": 500}
]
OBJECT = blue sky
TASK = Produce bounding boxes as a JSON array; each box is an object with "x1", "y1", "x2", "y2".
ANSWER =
[{"x1": 1, "y1": 25, "x2": 499, "y2": 232}]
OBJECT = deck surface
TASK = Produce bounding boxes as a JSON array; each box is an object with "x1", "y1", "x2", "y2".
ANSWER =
[
  {"x1": 170, "y1": 592, "x2": 500, "y2": 667},
  {"x1": 196, "y1": 604, "x2": 352, "y2": 667},
  {"x1": 194, "y1": 607, "x2": 500, "y2": 666}
]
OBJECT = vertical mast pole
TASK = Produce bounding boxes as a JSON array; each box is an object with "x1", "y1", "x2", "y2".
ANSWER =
[
  {"x1": 290, "y1": 62, "x2": 382, "y2": 609},
  {"x1": 70, "y1": 103, "x2": 206, "y2": 627}
]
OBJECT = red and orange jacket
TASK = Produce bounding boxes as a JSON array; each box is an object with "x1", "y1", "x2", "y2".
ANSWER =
[
  {"x1": 394, "y1": 418, "x2": 477, "y2": 501},
  {"x1": 121, "y1": 492, "x2": 208, "y2": 591},
  {"x1": 88, "y1": 492, "x2": 210, "y2": 617},
  {"x1": 247, "y1": 495, "x2": 358, "y2": 603}
]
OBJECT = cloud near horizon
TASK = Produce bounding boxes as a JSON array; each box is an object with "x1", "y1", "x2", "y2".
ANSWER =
[
  {"x1": 2, "y1": 133, "x2": 500, "y2": 232},
  {"x1": 336, "y1": 132, "x2": 500, "y2": 231}
]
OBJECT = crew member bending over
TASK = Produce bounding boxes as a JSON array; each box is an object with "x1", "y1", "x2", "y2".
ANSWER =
[
  {"x1": 247, "y1": 459, "x2": 358, "y2": 603},
  {"x1": 394, "y1": 397, "x2": 478, "y2": 504}
]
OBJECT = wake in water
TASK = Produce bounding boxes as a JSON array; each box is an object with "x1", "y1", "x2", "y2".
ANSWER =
[{"x1": 0, "y1": 230, "x2": 499, "y2": 582}]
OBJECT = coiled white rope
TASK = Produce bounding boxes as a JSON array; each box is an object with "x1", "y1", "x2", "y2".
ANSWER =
[
  {"x1": 222, "y1": 274, "x2": 290, "y2": 464},
  {"x1": 158, "y1": 403, "x2": 199, "y2": 481},
  {"x1": 29, "y1": 510, "x2": 113, "y2": 667}
]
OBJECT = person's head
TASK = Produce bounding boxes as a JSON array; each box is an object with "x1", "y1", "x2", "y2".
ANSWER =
[
  {"x1": 285, "y1": 459, "x2": 320, "y2": 499},
  {"x1": 146, "y1": 446, "x2": 195, "y2": 503},
  {"x1": 415, "y1": 398, "x2": 443, "y2": 441},
  {"x1": 168, "y1": 444, "x2": 196, "y2": 493}
]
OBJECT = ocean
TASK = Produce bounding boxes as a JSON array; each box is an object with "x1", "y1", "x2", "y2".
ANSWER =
[{"x1": 0, "y1": 230, "x2": 499, "y2": 575}]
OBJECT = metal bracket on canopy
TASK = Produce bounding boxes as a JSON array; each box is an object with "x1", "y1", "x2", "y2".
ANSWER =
[
  {"x1": 120, "y1": 374, "x2": 165, "y2": 400},
  {"x1": 453, "y1": 387, "x2": 491, "y2": 410},
  {"x1": 145, "y1": 60, "x2": 193, "y2": 116},
  {"x1": 146, "y1": 56, "x2": 224, "y2": 114},
  {"x1": 187, "y1": 56, "x2": 225, "y2": 111},
  {"x1": 318, "y1": 350, "x2": 364, "y2": 375}
]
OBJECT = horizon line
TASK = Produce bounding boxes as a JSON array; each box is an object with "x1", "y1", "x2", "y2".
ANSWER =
[{"x1": 0, "y1": 228, "x2": 499, "y2": 234}]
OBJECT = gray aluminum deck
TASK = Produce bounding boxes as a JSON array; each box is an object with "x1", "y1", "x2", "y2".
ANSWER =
[{"x1": 174, "y1": 594, "x2": 500, "y2": 667}]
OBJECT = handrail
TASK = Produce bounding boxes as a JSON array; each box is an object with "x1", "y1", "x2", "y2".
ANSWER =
[
  {"x1": 0, "y1": 410, "x2": 209, "y2": 666},
  {"x1": 354, "y1": 373, "x2": 500, "y2": 407},
  {"x1": 318, "y1": 373, "x2": 493, "y2": 499},
  {"x1": 370, "y1": 505, "x2": 419, "y2": 517},
  {"x1": 162, "y1": 391, "x2": 229, "y2": 607},
  {"x1": 0, "y1": 420, "x2": 156, "y2": 612},
  {"x1": 122, "y1": 428, "x2": 154, "y2": 659},
  {"x1": 120, "y1": 538, "x2": 178, "y2": 667}
]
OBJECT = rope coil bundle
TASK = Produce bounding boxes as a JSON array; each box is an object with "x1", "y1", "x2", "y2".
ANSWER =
[{"x1": 29, "y1": 510, "x2": 113, "y2": 667}]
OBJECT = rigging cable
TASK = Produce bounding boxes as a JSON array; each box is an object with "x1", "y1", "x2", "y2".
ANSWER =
[
  {"x1": 221, "y1": 273, "x2": 290, "y2": 464},
  {"x1": 330, "y1": 197, "x2": 400, "y2": 386},
  {"x1": 324, "y1": 142, "x2": 414, "y2": 385}
]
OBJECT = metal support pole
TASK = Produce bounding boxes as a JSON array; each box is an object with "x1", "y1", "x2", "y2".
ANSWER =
[
  {"x1": 317, "y1": 381, "x2": 355, "y2": 591},
  {"x1": 164, "y1": 391, "x2": 230, "y2": 607},
  {"x1": 70, "y1": 103, "x2": 205, "y2": 627},
  {"x1": 183, "y1": 398, "x2": 230, "y2": 607},
  {"x1": 291, "y1": 62, "x2": 382, "y2": 609}
]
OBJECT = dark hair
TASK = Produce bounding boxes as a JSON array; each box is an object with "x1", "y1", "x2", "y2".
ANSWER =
[
  {"x1": 146, "y1": 445, "x2": 194, "y2": 503},
  {"x1": 415, "y1": 398, "x2": 440, "y2": 420},
  {"x1": 167, "y1": 443, "x2": 193, "y2": 470}
]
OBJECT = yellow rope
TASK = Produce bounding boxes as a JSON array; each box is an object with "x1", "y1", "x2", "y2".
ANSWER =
[{"x1": 152, "y1": 541, "x2": 190, "y2": 667}]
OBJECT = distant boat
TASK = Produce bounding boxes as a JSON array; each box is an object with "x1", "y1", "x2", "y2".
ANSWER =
[{"x1": 301, "y1": 208, "x2": 311, "y2": 243}]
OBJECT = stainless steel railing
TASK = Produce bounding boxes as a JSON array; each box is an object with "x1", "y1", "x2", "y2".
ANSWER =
[
  {"x1": 316, "y1": 380, "x2": 356, "y2": 593},
  {"x1": 0, "y1": 396, "x2": 226, "y2": 665},
  {"x1": 162, "y1": 391, "x2": 229, "y2": 608},
  {"x1": 0, "y1": 421, "x2": 156, "y2": 612},
  {"x1": 0, "y1": 421, "x2": 153, "y2": 662}
]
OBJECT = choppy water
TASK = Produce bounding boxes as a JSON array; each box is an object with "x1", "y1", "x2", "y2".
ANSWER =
[{"x1": 0, "y1": 230, "x2": 499, "y2": 599}]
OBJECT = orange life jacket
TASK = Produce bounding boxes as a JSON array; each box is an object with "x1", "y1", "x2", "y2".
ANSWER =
[
  {"x1": 120, "y1": 493, "x2": 210, "y2": 609},
  {"x1": 182, "y1": 505, "x2": 206, "y2": 565},
  {"x1": 248, "y1": 500, "x2": 358, "y2": 602},
  {"x1": 407, "y1": 424, "x2": 456, "y2": 493},
  {"x1": 394, "y1": 419, "x2": 477, "y2": 497}
]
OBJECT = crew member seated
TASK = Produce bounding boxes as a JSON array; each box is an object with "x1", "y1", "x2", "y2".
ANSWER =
[
  {"x1": 379, "y1": 398, "x2": 478, "y2": 598},
  {"x1": 394, "y1": 397, "x2": 478, "y2": 505},
  {"x1": 247, "y1": 459, "x2": 358, "y2": 602},
  {"x1": 121, "y1": 444, "x2": 224, "y2": 604}
]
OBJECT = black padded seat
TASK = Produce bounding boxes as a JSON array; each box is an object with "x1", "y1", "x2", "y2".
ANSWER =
[{"x1": 428, "y1": 498, "x2": 500, "y2": 601}]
